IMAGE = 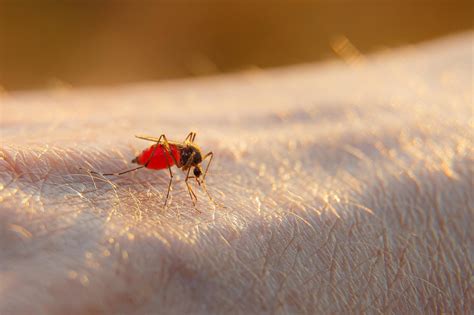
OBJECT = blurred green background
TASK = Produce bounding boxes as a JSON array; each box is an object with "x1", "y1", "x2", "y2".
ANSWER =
[{"x1": 0, "y1": 1, "x2": 472, "y2": 91}]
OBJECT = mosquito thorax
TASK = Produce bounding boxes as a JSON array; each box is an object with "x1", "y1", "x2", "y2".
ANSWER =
[{"x1": 180, "y1": 144, "x2": 202, "y2": 167}]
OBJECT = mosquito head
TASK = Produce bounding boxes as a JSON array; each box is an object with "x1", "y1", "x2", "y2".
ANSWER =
[{"x1": 193, "y1": 166, "x2": 202, "y2": 178}]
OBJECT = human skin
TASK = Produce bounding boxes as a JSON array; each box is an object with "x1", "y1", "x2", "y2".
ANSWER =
[{"x1": 0, "y1": 34, "x2": 472, "y2": 314}]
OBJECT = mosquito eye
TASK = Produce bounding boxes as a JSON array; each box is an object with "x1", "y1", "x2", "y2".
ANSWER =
[{"x1": 194, "y1": 167, "x2": 202, "y2": 177}]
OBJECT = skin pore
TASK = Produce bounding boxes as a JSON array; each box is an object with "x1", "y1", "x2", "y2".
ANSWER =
[{"x1": 0, "y1": 34, "x2": 472, "y2": 314}]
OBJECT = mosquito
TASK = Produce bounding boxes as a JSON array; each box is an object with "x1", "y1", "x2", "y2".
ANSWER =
[{"x1": 85, "y1": 132, "x2": 215, "y2": 207}]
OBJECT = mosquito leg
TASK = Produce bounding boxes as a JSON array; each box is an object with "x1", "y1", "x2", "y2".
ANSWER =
[
  {"x1": 152, "y1": 135, "x2": 180, "y2": 207},
  {"x1": 143, "y1": 134, "x2": 164, "y2": 167},
  {"x1": 159, "y1": 134, "x2": 181, "y2": 167},
  {"x1": 185, "y1": 167, "x2": 198, "y2": 206},
  {"x1": 201, "y1": 180, "x2": 218, "y2": 206},
  {"x1": 182, "y1": 152, "x2": 198, "y2": 206},
  {"x1": 184, "y1": 131, "x2": 197, "y2": 143},
  {"x1": 201, "y1": 151, "x2": 214, "y2": 181},
  {"x1": 197, "y1": 151, "x2": 218, "y2": 205},
  {"x1": 163, "y1": 160, "x2": 173, "y2": 207},
  {"x1": 86, "y1": 165, "x2": 145, "y2": 176}
]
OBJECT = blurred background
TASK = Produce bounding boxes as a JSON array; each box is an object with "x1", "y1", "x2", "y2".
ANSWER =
[{"x1": 0, "y1": 0, "x2": 472, "y2": 91}]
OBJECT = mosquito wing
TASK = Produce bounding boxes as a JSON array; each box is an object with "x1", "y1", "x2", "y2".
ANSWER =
[{"x1": 135, "y1": 135, "x2": 182, "y2": 146}]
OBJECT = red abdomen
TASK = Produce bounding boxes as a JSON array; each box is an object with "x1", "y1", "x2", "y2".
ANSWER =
[{"x1": 135, "y1": 144, "x2": 181, "y2": 170}]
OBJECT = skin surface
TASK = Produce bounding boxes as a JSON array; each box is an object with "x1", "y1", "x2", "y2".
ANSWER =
[{"x1": 0, "y1": 33, "x2": 472, "y2": 314}]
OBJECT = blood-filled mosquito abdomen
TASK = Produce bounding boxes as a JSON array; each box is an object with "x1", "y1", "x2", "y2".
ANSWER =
[{"x1": 134, "y1": 144, "x2": 181, "y2": 170}]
